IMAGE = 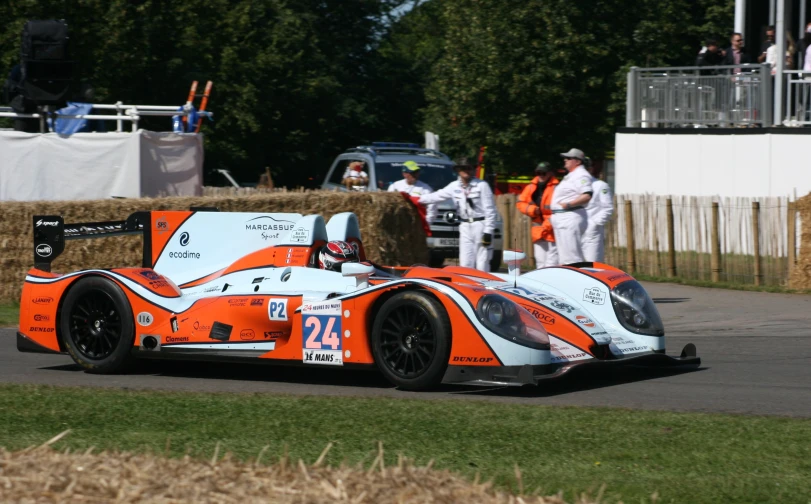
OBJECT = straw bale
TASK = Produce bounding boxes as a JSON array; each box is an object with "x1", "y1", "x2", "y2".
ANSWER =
[
  {"x1": 0, "y1": 439, "x2": 597, "y2": 504},
  {"x1": 790, "y1": 194, "x2": 811, "y2": 289},
  {"x1": 0, "y1": 191, "x2": 428, "y2": 303}
]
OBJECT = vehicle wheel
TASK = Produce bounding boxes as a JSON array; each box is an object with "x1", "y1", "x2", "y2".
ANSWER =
[
  {"x1": 490, "y1": 250, "x2": 503, "y2": 272},
  {"x1": 371, "y1": 290, "x2": 451, "y2": 390},
  {"x1": 428, "y1": 251, "x2": 445, "y2": 268},
  {"x1": 60, "y1": 276, "x2": 135, "y2": 374}
]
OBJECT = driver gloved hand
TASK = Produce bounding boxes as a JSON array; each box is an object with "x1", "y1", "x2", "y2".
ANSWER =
[{"x1": 481, "y1": 233, "x2": 492, "y2": 246}]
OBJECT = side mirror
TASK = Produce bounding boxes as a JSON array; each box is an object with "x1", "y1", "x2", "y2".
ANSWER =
[
  {"x1": 342, "y1": 262, "x2": 375, "y2": 288},
  {"x1": 502, "y1": 250, "x2": 526, "y2": 276}
]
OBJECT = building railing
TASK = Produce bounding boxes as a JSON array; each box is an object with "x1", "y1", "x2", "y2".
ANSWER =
[
  {"x1": 0, "y1": 101, "x2": 212, "y2": 132},
  {"x1": 783, "y1": 71, "x2": 811, "y2": 126},
  {"x1": 626, "y1": 64, "x2": 772, "y2": 128}
]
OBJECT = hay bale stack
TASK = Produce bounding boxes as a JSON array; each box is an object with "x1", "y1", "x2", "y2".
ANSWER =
[
  {"x1": 790, "y1": 194, "x2": 811, "y2": 290},
  {"x1": 0, "y1": 442, "x2": 583, "y2": 503},
  {"x1": 0, "y1": 191, "x2": 428, "y2": 303}
]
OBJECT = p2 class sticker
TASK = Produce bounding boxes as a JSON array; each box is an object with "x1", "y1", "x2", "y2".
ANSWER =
[
  {"x1": 137, "y1": 312, "x2": 154, "y2": 327},
  {"x1": 268, "y1": 298, "x2": 288, "y2": 321},
  {"x1": 582, "y1": 287, "x2": 606, "y2": 305},
  {"x1": 301, "y1": 300, "x2": 343, "y2": 366}
]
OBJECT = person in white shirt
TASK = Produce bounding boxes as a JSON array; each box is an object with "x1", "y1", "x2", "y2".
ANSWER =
[
  {"x1": 581, "y1": 157, "x2": 613, "y2": 263},
  {"x1": 550, "y1": 148, "x2": 593, "y2": 265},
  {"x1": 418, "y1": 157, "x2": 497, "y2": 271},
  {"x1": 341, "y1": 161, "x2": 369, "y2": 191},
  {"x1": 387, "y1": 160, "x2": 437, "y2": 224}
]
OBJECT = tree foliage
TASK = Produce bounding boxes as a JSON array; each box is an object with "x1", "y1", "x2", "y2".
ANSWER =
[{"x1": 0, "y1": 0, "x2": 732, "y2": 185}]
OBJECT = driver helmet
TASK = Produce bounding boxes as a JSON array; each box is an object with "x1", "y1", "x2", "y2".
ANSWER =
[{"x1": 318, "y1": 240, "x2": 359, "y2": 271}]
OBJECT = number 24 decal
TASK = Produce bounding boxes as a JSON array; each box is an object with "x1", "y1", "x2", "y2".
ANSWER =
[{"x1": 304, "y1": 315, "x2": 341, "y2": 350}]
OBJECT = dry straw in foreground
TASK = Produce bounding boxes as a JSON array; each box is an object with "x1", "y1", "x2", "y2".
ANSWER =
[{"x1": 0, "y1": 433, "x2": 601, "y2": 504}]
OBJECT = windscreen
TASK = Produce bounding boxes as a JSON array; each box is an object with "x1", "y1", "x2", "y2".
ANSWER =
[{"x1": 375, "y1": 161, "x2": 457, "y2": 192}]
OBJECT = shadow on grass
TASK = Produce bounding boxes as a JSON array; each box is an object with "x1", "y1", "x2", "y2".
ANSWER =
[{"x1": 37, "y1": 357, "x2": 705, "y2": 398}]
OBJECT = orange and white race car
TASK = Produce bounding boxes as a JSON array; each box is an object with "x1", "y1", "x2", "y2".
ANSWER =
[{"x1": 18, "y1": 209, "x2": 699, "y2": 390}]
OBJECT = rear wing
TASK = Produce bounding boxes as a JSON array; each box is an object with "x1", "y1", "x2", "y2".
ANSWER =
[{"x1": 33, "y1": 212, "x2": 151, "y2": 272}]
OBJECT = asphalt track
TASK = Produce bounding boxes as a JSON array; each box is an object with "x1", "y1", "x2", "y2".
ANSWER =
[{"x1": 2, "y1": 282, "x2": 811, "y2": 417}]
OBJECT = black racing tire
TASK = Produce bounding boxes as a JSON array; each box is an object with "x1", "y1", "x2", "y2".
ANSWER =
[
  {"x1": 490, "y1": 250, "x2": 503, "y2": 272},
  {"x1": 371, "y1": 290, "x2": 451, "y2": 390},
  {"x1": 60, "y1": 276, "x2": 135, "y2": 374},
  {"x1": 428, "y1": 251, "x2": 446, "y2": 268}
]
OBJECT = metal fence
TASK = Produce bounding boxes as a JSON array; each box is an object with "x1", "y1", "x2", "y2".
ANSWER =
[
  {"x1": 626, "y1": 64, "x2": 772, "y2": 128},
  {"x1": 784, "y1": 71, "x2": 811, "y2": 126}
]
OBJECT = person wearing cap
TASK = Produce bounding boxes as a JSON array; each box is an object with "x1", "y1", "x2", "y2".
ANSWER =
[
  {"x1": 388, "y1": 160, "x2": 437, "y2": 224},
  {"x1": 341, "y1": 161, "x2": 369, "y2": 191},
  {"x1": 550, "y1": 148, "x2": 593, "y2": 264},
  {"x1": 418, "y1": 156, "x2": 497, "y2": 271},
  {"x1": 516, "y1": 162, "x2": 560, "y2": 268},
  {"x1": 581, "y1": 158, "x2": 613, "y2": 263}
]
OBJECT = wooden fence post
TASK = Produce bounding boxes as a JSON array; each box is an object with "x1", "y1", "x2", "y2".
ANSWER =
[
  {"x1": 666, "y1": 198, "x2": 677, "y2": 277},
  {"x1": 787, "y1": 201, "x2": 796, "y2": 279},
  {"x1": 502, "y1": 196, "x2": 512, "y2": 251},
  {"x1": 752, "y1": 201, "x2": 762, "y2": 286},
  {"x1": 624, "y1": 199, "x2": 636, "y2": 273},
  {"x1": 711, "y1": 201, "x2": 721, "y2": 282}
]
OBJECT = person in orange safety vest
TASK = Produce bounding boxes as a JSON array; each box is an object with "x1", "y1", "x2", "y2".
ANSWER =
[{"x1": 516, "y1": 162, "x2": 560, "y2": 268}]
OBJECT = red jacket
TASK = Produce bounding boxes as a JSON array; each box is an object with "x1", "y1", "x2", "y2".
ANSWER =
[{"x1": 516, "y1": 175, "x2": 559, "y2": 243}]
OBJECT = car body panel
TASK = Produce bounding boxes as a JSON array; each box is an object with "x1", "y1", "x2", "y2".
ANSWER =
[{"x1": 18, "y1": 210, "x2": 699, "y2": 388}]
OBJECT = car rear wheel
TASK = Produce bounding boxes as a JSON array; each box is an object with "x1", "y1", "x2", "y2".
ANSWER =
[
  {"x1": 371, "y1": 290, "x2": 451, "y2": 390},
  {"x1": 60, "y1": 276, "x2": 135, "y2": 374}
]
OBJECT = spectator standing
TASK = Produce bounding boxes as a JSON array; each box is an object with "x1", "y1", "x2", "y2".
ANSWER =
[
  {"x1": 581, "y1": 158, "x2": 613, "y2": 263},
  {"x1": 550, "y1": 148, "x2": 593, "y2": 265},
  {"x1": 341, "y1": 161, "x2": 369, "y2": 191},
  {"x1": 388, "y1": 160, "x2": 437, "y2": 224},
  {"x1": 418, "y1": 157, "x2": 497, "y2": 272},
  {"x1": 696, "y1": 39, "x2": 725, "y2": 71},
  {"x1": 722, "y1": 33, "x2": 750, "y2": 72},
  {"x1": 758, "y1": 26, "x2": 776, "y2": 63},
  {"x1": 516, "y1": 162, "x2": 560, "y2": 268}
]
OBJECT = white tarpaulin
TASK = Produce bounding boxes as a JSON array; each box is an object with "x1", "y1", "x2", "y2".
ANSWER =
[{"x1": 0, "y1": 130, "x2": 203, "y2": 201}]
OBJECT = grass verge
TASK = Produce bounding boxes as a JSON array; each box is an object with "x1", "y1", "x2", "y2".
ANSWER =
[
  {"x1": 0, "y1": 302, "x2": 18, "y2": 327},
  {"x1": 1, "y1": 384, "x2": 809, "y2": 503}
]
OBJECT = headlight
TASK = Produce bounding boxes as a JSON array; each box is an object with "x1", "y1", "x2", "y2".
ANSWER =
[
  {"x1": 610, "y1": 280, "x2": 664, "y2": 336},
  {"x1": 476, "y1": 294, "x2": 549, "y2": 350}
]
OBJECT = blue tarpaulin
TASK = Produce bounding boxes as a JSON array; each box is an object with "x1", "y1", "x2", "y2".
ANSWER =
[{"x1": 50, "y1": 102, "x2": 107, "y2": 134}]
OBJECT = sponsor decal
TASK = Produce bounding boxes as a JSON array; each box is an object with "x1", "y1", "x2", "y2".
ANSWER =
[
  {"x1": 137, "y1": 312, "x2": 154, "y2": 327},
  {"x1": 622, "y1": 346, "x2": 649, "y2": 352},
  {"x1": 165, "y1": 336, "x2": 189, "y2": 343},
  {"x1": 33, "y1": 297, "x2": 53, "y2": 305},
  {"x1": 167, "y1": 250, "x2": 200, "y2": 259},
  {"x1": 179, "y1": 232, "x2": 190, "y2": 246},
  {"x1": 290, "y1": 227, "x2": 310, "y2": 243},
  {"x1": 35, "y1": 219, "x2": 59, "y2": 227},
  {"x1": 582, "y1": 287, "x2": 606, "y2": 305},
  {"x1": 250, "y1": 298, "x2": 264, "y2": 306},
  {"x1": 575, "y1": 315, "x2": 595, "y2": 328},
  {"x1": 268, "y1": 298, "x2": 288, "y2": 320},
  {"x1": 301, "y1": 300, "x2": 342, "y2": 366},
  {"x1": 550, "y1": 300, "x2": 575, "y2": 313},
  {"x1": 552, "y1": 352, "x2": 588, "y2": 362},
  {"x1": 607, "y1": 273, "x2": 630, "y2": 282},
  {"x1": 451, "y1": 356, "x2": 494, "y2": 363},
  {"x1": 203, "y1": 286, "x2": 219, "y2": 293},
  {"x1": 520, "y1": 305, "x2": 555, "y2": 325},
  {"x1": 193, "y1": 321, "x2": 211, "y2": 332},
  {"x1": 264, "y1": 331, "x2": 284, "y2": 338},
  {"x1": 33, "y1": 314, "x2": 50, "y2": 322},
  {"x1": 228, "y1": 298, "x2": 249, "y2": 307},
  {"x1": 29, "y1": 326, "x2": 54, "y2": 332},
  {"x1": 244, "y1": 216, "x2": 296, "y2": 233},
  {"x1": 155, "y1": 215, "x2": 170, "y2": 234},
  {"x1": 35, "y1": 244, "x2": 52, "y2": 258},
  {"x1": 138, "y1": 270, "x2": 169, "y2": 289},
  {"x1": 240, "y1": 329, "x2": 256, "y2": 341}
]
